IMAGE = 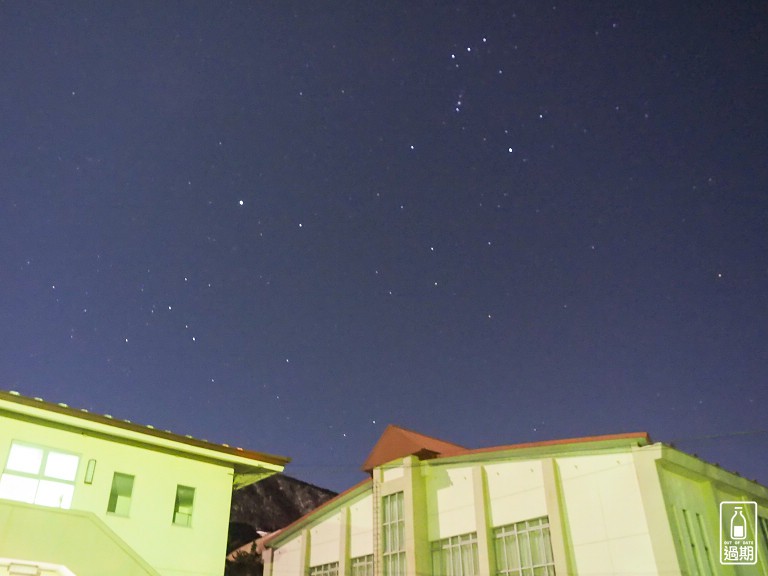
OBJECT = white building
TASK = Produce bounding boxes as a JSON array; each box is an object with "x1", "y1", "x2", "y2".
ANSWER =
[{"x1": 263, "y1": 425, "x2": 768, "y2": 576}]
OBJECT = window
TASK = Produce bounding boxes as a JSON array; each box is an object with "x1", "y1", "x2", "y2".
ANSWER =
[
  {"x1": 0, "y1": 442, "x2": 79, "y2": 509},
  {"x1": 670, "y1": 507, "x2": 715, "y2": 576},
  {"x1": 759, "y1": 516, "x2": 768, "y2": 552},
  {"x1": 432, "y1": 532, "x2": 479, "y2": 576},
  {"x1": 309, "y1": 562, "x2": 339, "y2": 576},
  {"x1": 173, "y1": 485, "x2": 195, "y2": 527},
  {"x1": 382, "y1": 491, "x2": 406, "y2": 576},
  {"x1": 351, "y1": 555, "x2": 374, "y2": 576},
  {"x1": 494, "y1": 517, "x2": 555, "y2": 576},
  {"x1": 107, "y1": 472, "x2": 134, "y2": 516}
]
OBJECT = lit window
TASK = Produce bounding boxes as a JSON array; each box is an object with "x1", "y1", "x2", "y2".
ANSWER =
[
  {"x1": 432, "y1": 532, "x2": 479, "y2": 576},
  {"x1": 494, "y1": 517, "x2": 556, "y2": 576},
  {"x1": 309, "y1": 562, "x2": 339, "y2": 576},
  {"x1": 107, "y1": 472, "x2": 135, "y2": 516},
  {"x1": 351, "y1": 555, "x2": 374, "y2": 576},
  {"x1": 382, "y1": 491, "x2": 405, "y2": 576},
  {"x1": 173, "y1": 485, "x2": 195, "y2": 527},
  {"x1": 0, "y1": 442, "x2": 79, "y2": 509},
  {"x1": 44, "y1": 451, "x2": 79, "y2": 481},
  {"x1": 6, "y1": 444, "x2": 43, "y2": 474}
]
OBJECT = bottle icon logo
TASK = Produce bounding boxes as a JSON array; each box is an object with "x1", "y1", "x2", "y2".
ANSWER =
[
  {"x1": 731, "y1": 506, "x2": 747, "y2": 540},
  {"x1": 720, "y1": 501, "x2": 758, "y2": 565}
]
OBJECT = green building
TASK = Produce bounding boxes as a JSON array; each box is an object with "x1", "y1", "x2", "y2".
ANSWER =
[
  {"x1": 0, "y1": 390, "x2": 289, "y2": 576},
  {"x1": 262, "y1": 425, "x2": 768, "y2": 576}
]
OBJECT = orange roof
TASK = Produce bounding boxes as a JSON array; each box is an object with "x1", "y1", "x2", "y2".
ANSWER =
[
  {"x1": 361, "y1": 424, "x2": 467, "y2": 472},
  {"x1": 361, "y1": 425, "x2": 650, "y2": 472}
]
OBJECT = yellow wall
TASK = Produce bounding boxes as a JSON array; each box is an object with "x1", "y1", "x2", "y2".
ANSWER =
[
  {"x1": 271, "y1": 534, "x2": 305, "y2": 576},
  {"x1": 485, "y1": 460, "x2": 546, "y2": 528},
  {"x1": 0, "y1": 412, "x2": 234, "y2": 576},
  {"x1": 559, "y1": 452, "x2": 657, "y2": 574},
  {"x1": 426, "y1": 465, "x2": 476, "y2": 540},
  {"x1": 349, "y1": 494, "x2": 373, "y2": 558},
  {"x1": 309, "y1": 513, "x2": 342, "y2": 566}
]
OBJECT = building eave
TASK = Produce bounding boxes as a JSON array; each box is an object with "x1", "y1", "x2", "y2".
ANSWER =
[{"x1": 0, "y1": 390, "x2": 289, "y2": 484}]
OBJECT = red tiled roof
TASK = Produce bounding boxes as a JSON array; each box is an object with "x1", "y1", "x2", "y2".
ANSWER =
[{"x1": 361, "y1": 424, "x2": 467, "y2": 472}]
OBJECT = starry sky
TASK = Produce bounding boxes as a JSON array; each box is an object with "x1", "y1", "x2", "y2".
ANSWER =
[{"x1": 1, "y1": 2, "x2": 767, "y2": 492}]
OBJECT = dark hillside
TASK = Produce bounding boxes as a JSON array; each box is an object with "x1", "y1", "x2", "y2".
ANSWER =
[{"x1": 227, "y1": 473, "x2": 336, "y2": 553}]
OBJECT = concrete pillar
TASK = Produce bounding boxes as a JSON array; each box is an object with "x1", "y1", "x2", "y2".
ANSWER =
[
  {"x1": 471, "y1": 466, "x2": 494, "y2": 576},
  {"x1": 632, "y1": 447, "x2": 685, "y2": 576},
  {"x1": 541, "y1": 458, "x2": 575, "y2": 575}
]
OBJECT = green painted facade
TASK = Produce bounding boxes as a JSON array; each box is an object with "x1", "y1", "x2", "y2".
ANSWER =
[{"x1": 0, "y1": 390, "x2": 288, "y2": 576}]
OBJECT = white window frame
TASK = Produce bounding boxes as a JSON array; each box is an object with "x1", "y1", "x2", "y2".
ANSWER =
[
  {"x1": 494, "y1": 516, "x2": 556, "y2": 576},
  {"x1": 432, "y1": 532, "x2": 479, "y2": 576},
  {"x1": 381, "y1": 491, "x2": 406, "y2": 576},
  {"x1": 351, "y1": 554, "x2": 374, "y2": 576},
  {"x1": 0, "y1": 441, "x2": 79, "y2": 509},
  {"x1": 308, "y1": 562, "x2": 339, "y2": 576}
]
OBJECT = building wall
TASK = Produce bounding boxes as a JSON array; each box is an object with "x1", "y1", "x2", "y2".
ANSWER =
[
  {"x1": 310, "y1": 513, "x2": 342, "y2": 566},
  {"x1": 657, "y1": 449, "x2": 768, "y2": 576},
  {"x1": 267, "y1": 444, "x2": 768, "y2": 576},
  {"x1": 271, "y1": 536, "x2": 306, "y2": 576},
  {"x1": 426, "y1": 465, "x2": 476, "y2": 540},
  {"x1": 349, "y1": 494, "x2": 374, "y2": 558},
  {"x1": 559, "y1": 452, "x2": 658, "y2": 574},
  {"x1": 485, "y1": 459, "x2": 547, "y2": 528},
  {"x1": 0, "y1": 411, "x2": 234, "y2": 576}
]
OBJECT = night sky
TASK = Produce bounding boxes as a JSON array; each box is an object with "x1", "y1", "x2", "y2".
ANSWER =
[{"x1": 2, "y1": 2, "x2": 767, "y2": 492}]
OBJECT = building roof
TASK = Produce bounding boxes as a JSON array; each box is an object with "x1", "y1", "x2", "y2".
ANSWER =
[
  {"x1": 361, "y1": 424, "x2": 467, "y2": 472},
  {"x1": 361, "y1": 425, "x2": 650, "y2": 473},
  {"x1": 264, "y1": 426, "x2": 652, "y2": 547},
  {"x1": 0, "y1": 390, "x2": 289, "y2": 488}
]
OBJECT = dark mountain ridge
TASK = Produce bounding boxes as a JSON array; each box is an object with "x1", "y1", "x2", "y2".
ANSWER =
[{"x1": 227, "y1": 473, "x2": 337, "y2": 553}]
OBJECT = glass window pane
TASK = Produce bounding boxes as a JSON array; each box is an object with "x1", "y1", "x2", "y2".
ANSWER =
[
  {"x1": 519, "y1": 531, "x2": 532, "y2": 567},
  {"x1": 543, "y1": 529, "x2": 554, "y2": 563},
  {"x1": 494, "y1": 517, "x2": 555, "y2": 575},
  {"x1": 44, "y1": 452, "x2": 79, "y2": 481},
  {"x1": 508, "y1": 534, "x2": 521, "y2": 569},
  {"x1": 0, "y1": 473, "x2": 38, "y2": 503},
  {"x1": 35, "y1": 479, "x2": 74, "y2": 508},
  {"x1": 495, "y1": 535, "x2": 507, "y2": 571},
  {"x1": 530, "y1": 528, "x2": 545, "y2": 565},
  {"x1": 108, "y1": 473, "x2": 135, "y2": 516},
  {"x1": 173, "y1": 485, "x2": 195, "y2": 526},
  {"x1": 6, "y1": 444, "x2": 43, "y2": 474}
]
